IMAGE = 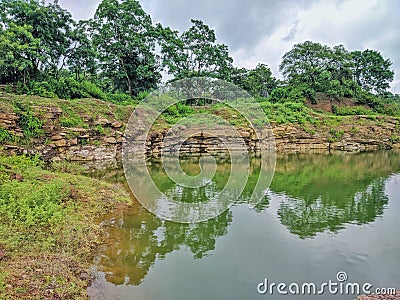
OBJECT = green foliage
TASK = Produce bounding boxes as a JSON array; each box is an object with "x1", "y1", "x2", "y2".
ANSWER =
[
  {"x1": 14, "y1": 103, "x2": 43, "y2": 138},
  {"x1": 390, "y1": 135, "x2": 400, "y2": 143},
  {"x1": 0, "y1": 156, "x2": 69, "y2": 247},
  {"x1": 329, "y1": 128, "x2": 344, "y2": 141},
  {"x1": 59, "y1": 105, "x2": 87, "y2": 128},
  {"x1": 0, "y1": 0, "x2": 396, "y2": 115},
  {"x1": 92, "y1": 0, "x2": 161, "y2": 96},
  {"x1": 163, "y1": 102, "x2": 195, "y2": 124},
  {"x1": 160, "y1": 19, "x2": 233, "y2": 80},
  {"x1": 332, "y1": 105, "x2": 374, "y2": 116},
  {"x1": 352, "y1": 49, "x2": 394, "y2": 95},
  {"x1": 261, "y1": 102, "x2": 316, "y2": 124},
  {"x1": 0, "y1": 23, "x2": 41, "y2": 85},
  {"x1": 280, "y1": 42, "x2": 353, "y2": 93},
  {"x1": 231, "y1": 64, "x2": 277, "y2": 97},
  {"x1": 0, "y1": 128, "x2": 14, "y2": 143},
  {"x1": 94, "y1": 124, "x2": 105, "y2": 135},
  {"x1": 279, "y1": 41, "x2": 394, "y2": 100},
  {"x1": 269, "y1": 86, "x2": 307, "y2": 104},
  {"x1": 27, "y1": 81, "x2": 58, "y2": 98},
  {"x1": 107, "y1": 93, "x2": 134, "y2": 104}
]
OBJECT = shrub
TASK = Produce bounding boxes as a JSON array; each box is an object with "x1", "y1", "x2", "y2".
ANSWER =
[
  {"x1": 28, "y1": 81, "x2": 57, "y2": 98},
  {"x1": 80, "y1": 81, "x2": 107, "y2": 99},
  {"x1": 261, "y1": 101, "x2": 316, "y2": 124},
  {"x1": 0, "y1": 128, "x2": 13, "y2": 143},
  {"x1": 332, "y1": 105, "x2": 374, "y2": 116},
  {"x1": 107, "y1": 93, "x2": 133, "y2": 104},
  {"x1": 14, "y1": 103, "x2": 44, "y2": 138}
]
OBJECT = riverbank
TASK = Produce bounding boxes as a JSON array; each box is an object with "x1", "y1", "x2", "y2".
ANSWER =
[
  {"x1": 1, "y1": 92, "x2": 400, "y2": 298},
  {"x1": 1, "y1": 92, "x2": 400, "y2": 161},
  {"x1": 0, "y1": 155, "x2": 132, "y2": 299}
]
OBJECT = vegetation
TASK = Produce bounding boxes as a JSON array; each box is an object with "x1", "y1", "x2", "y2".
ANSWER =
[
  {"x1": 0, "y1": 0, "x2": 398, "y2": 109},
  {"x1": 0, "y1": 1, "x2": 399, "y2": 297},
  {"x1": 0, "y1": 155, "x2": 131, "y2": 299}
]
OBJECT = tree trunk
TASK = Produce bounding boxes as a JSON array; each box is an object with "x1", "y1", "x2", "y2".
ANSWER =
[{"x1": 127, "y1": 76, "x2": 132, "y2": 96}]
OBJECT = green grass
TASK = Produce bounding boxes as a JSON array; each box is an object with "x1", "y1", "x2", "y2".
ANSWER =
[{"x1": 0, "y1": 155, "x2": 131, "y2": 299}]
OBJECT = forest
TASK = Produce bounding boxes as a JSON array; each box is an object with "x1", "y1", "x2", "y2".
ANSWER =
[{"x1": 0, "y1": 0, "x2": 398, "y2": 115}]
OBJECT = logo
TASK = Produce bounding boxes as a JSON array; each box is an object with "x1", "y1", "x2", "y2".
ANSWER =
[{"x1": 122, "y1": 77, "x2": 276, "y2": 223}]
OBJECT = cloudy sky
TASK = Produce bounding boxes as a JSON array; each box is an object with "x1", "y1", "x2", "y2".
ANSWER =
[{"x1": 58, "y1": 0, "x2": 400, "y2": 93}]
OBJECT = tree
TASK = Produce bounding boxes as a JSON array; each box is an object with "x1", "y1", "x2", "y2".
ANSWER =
[
  {"x1": 231, "y1": 64, "x2": 277, "y2": 97},
  {"x1": 1, "y1": 0, "x2": 77, "y2": 79},
  {"x1": 280, "y1": 41, "x2": 358, "y2": 98},
  {"x1": 67, "y1": 20, "x2": 97, "y2": 81},
  {"x1": 279, "y1": 41, "x2": 332, "y2": 90},
  {"x1": 91, "y1": 0, "x2": 161, "y2": 96},
  {"x1": 0, "y1": 23, "x2": 41, "y2": 85},
  {"x1": 352, "y1": 49, "x2": 394, "y2": 95},
  {"x1": 161, "y1": 19, "x2": 233, "y2": 80}
]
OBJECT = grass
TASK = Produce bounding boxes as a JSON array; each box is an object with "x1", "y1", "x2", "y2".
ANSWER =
[
  {"x1": 0, "y1": 155, "x2": 131, "y2": 299},
  {"x1": 0, "y1": 93, "x2": 135, "y2": 126}
]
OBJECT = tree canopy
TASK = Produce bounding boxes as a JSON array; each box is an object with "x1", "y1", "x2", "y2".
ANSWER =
[
  {"x1": 0, "y1": 0, "x2": 397, "y2": 105},
  {"x1": 160, "y1": 19, "x2": 233, "y2": 80}
]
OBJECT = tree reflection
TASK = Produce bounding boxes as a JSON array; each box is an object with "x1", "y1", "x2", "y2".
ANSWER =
[
  {"x1": 94, "y1": 151, "x2": 400, "y2": 286},
  {"x1": 96, "y1": 154, "x2": 266, "y2": 286},
  {"x1": 98, "y1": 207, "x2": 232, "y2": 286},
  {"x1": 272, "y1": 152, "x2": 400, "y2": 239}
]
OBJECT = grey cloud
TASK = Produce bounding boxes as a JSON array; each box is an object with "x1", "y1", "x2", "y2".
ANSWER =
[
  {"x1": 56, "y1": 0, "x2": 400, "y2": 92},
  {"x1": 141, "y1": 0, "x2": 316, "y2": 53},
  {"x1": 283, "y1": 21, "x2": 299, "y2": 42}
]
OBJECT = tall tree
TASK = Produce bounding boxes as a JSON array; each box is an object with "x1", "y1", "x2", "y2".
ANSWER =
[
  {"x1": 352, "y1": 49, "x2": 394, "y2": 95},
  {"x1": 280, "y1": 41, "x2": 357, "y2": 97},
  {"x1": 67, "y1": 20, "x2": 97, "y2": 81},
  {"x1": 91, "y1": 0, "x2": 161, "y2": 96},
  {"x1": 161, "y1": 19, "x2": 233, "y2": 80}
]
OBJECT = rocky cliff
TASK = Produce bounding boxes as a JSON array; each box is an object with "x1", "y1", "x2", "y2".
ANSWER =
[{"x1": 1, "y1": 93, "x2": 400, "y2": 162}]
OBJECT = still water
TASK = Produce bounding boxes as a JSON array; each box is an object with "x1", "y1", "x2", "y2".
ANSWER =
[{"x1": 88, "y1": 151, "x2": 400, "y2": 300}]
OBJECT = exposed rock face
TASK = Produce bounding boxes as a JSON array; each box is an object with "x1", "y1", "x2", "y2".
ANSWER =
[{"x1": 1, "y1": 106, "x2": 399, "y2": 162}]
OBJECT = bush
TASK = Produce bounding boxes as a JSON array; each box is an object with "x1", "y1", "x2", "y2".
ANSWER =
[
  {"x1": 269, "y1": 87, "x2": 289, "y2": 103},
  {"x1": 28, "y1": 81, "x2": 57, "y2": 98},
  {"x1": 269, "y1": 86, "x2": 307, "y2": 104},
  {"x1": 0, "y1": 128, "x2": 13, "y2": 143},
  {"x1": 80, "y1": 81, "x2": 107, "y2": 99},
  {"x1": 332, "y1": 105, "x2": 374, "y2": 116},
  {"x1": 14, "y1": 103, "x2": 44, "y2": 138},
  {"x1": 261, "y1": 101, "x2": 317, "y2": 124},
  {"x1": 107, "y1": 93, "x2": 133, "y2": 104}
]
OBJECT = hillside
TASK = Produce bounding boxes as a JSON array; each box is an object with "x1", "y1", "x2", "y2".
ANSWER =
[{"x1": 1, "y1": 92, "x2": 400, "y2": 161}]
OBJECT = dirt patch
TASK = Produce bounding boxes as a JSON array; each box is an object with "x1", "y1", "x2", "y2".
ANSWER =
[
  {"x1": 306, "y1": 93, "x2": 370, "y2": 113},
  {"x1": 2, "y1": 253, "x2": 89, "y2": 299}
]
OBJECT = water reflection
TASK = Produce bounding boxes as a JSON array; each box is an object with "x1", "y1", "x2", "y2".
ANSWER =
[
  {"x1": 93, "y1": 151, "x2": 400, "y2": 288},
  {"x1": 272, "y1": 152, "x2": 399, "y2": 238},
  {"x1": 97, "y1": 208, "x2": 233, "y2": 285}
]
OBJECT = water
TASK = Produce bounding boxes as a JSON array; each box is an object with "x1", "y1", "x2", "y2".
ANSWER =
[{"x1": 88, "y1": 151, "x2": 400, "y2": 300}]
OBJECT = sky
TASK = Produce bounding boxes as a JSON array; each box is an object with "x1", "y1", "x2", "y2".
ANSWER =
[{"x1": 57, "y1": 0, "x2": 400, "y2": 93}]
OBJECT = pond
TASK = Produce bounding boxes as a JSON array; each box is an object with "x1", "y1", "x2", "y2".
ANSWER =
[{"x1": 87, "y1": 151, "x2": 400, "y2": 300}]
